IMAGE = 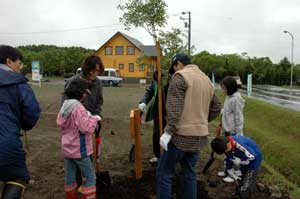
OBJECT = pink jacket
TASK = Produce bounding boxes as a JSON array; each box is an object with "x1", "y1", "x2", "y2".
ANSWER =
[{"x1": 57, "y1": 99, "x2": 99, "y2": 158}]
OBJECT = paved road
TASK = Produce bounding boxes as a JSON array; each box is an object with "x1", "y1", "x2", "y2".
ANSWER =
[{"x1": 240, "y1": 85, "x2": 300, "y2": 111}]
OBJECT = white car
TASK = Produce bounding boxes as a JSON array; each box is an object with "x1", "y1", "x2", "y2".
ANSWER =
[
  {"x1": 232, "y1": 76, "x2": 242, "y2": 88},
  {"x1": 98, "y1": 68, "x2": 123, "y2": 86},
  {"x1": 76, "y1": 67, "x2": 123, "y2": 86}
]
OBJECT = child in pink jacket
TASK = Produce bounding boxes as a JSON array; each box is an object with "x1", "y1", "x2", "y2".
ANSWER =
[{"x1": 57, "y1": 78, "x2": 101, "y2": 199}]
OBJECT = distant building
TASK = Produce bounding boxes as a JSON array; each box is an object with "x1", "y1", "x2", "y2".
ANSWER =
[{"x1": 95, "y1": 31, "x2": 158, "y2": 78}]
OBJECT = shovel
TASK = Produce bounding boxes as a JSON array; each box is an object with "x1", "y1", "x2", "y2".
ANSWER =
[
  {"x1": 95, "y1": 124, "x2": 111, "y2": 195},
  {"x1": 202, "y1": 151, "x2": 215, "y2": 174},
  {"x1": 203, "y1": 121, "x2": 222, "y2": 174}
]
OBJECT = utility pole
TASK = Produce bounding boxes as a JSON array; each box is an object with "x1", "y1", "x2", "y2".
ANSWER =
[
  {"x1": 283, "y1": 30, "x2": 294, "y2": 90},
  {"x1": 181, "y1": 11, "x2": 191, "y2": 55}
]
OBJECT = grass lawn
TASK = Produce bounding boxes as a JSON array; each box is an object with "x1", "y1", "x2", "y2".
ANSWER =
[{"x1": 26, "y1": 74, "x2": 64, "y2": 82}]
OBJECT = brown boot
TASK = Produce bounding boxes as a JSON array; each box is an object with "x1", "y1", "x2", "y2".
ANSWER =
[
  {"x1": 82, "y1": 186, "x2": 96, "y2": 199},
  {"x1": 65, "y1": 183, "x2": 78, "y2": 199}
]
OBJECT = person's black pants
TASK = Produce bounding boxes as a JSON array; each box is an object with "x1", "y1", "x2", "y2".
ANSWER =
[{"x1": 153, "y1": 117, "x2": 166, "y2": 158}]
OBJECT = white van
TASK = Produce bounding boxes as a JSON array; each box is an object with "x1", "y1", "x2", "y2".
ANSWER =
[
  {"x1": 99, "y1": 68, "x2": 123, "y2": 86},
  {"x1": 232, "y1": 76, "x2": 242, "y2": 88},
  {"x1": 76, "y1": 67, "x2": 123, "y2": 86}
]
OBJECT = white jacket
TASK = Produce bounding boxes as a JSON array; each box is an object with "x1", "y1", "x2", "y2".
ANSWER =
[{"x1": 222, "y1": 92, "x2": 245, "y2": 135}]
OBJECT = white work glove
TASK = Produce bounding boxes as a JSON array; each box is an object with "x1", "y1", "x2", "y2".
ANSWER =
[
  {"x1": 87, "y1": 111, "x2": 92, "y2": 116},
  {"x1": 231, "y1": 157, "x2": 242, "y2": 166},
  {"x1": 138, "y1": 103, "x2": 147, "y2": 112},
  {"x1": 227, "y1": 169, "x2": 241, "y2": 181},
  {"x1": 221, "y1": 108, "x2": 224, "y2": 115},
  {"x1": 94, "y1": 115, "x2": 102, "y2": 122},
  {"x1": 159, "y1": 132, "x2": 172, "y2": 151}
]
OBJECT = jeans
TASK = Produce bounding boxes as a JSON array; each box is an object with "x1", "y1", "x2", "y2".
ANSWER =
[
  {"x1": 156, "y1": 142, "x2": 199, "y2": 199},
  {"x1": 64, "y1": 157, "x2": 96, "y2": 187}
]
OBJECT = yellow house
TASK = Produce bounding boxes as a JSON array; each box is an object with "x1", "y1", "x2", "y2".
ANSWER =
[{"x1": 95, "y1": 31, "x2": 158, "y2": 78}]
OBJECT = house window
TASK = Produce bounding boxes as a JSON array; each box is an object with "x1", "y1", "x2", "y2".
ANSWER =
[
  {"x1": 139, "y1": 64, "x2": 144, "y2": 71},
  {"x1": 129, "y1": 63, "x2": 134, "y2": 72},
  {"x1": 119, "y1": 64, "x2": 124, "y2": 69},
  {"x1": 127, "y1": 46, "x2": 135, "y2": 55},
  {"x1": 105, "y1": 47, "x2": 112, "y2": 55},
  {"x1": 115, "y1": 46, "x2": 124, "y2": 55}
]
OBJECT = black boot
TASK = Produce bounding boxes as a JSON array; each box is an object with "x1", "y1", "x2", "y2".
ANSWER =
[{"x1": 1, "y1": 182, "x2": 25, "y2": 199}]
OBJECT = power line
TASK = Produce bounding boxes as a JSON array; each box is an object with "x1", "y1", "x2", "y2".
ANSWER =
[{"x1": 0, "y1": 23, "x2": 121, "y2": 36}]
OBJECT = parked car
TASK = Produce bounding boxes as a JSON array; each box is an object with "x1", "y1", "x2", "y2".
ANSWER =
[
  {"x1": 232, "y1": 76, "x2": 242, "y2": 88},
  {"x1": 75, "y1": 67, "x2": 123, "y2": 86},
  {"x1": 98, "y1": 68, "x2": 123, "y2": 86}
]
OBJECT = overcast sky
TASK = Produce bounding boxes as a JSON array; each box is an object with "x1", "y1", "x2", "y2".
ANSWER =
[{"x1": 0, "y1": 0, "x2": 300, "y2": 63}]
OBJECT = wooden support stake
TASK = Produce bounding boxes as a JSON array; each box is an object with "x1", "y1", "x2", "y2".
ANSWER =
[
  {"x1": 134, "y1": 109, "x2": 142, "y2": 179},
  {"x1": 130, "y1": 110, "x2": 135, "y2": 138},
  {"x1": 156, "y1": 41, "x2": 164, "y2": 155},
  {"x1": 129, "y1": 109, "x2": 143, "y2": 179}
]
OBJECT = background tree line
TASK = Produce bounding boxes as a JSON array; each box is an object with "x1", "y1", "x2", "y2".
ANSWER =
[
  {"x1": 190, "y1": 51, "x2": 300, "y2": 86},
  {"x1": 18, "y1": 45, "x2": 94, "y2": 76},
  {"x1": 17, "y1": 44, "x2": 300, "y2": 86}
]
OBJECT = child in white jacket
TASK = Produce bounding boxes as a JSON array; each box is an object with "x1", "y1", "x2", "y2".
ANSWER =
[{"x1": 218, "y1": 76, "x2": 245, "y2": 183}]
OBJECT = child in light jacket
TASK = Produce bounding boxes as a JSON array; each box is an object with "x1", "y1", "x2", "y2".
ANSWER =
[
  {"x1": 57, "y1": 77, "x2": 101, "y2": 199},
  {"x1": 221, "y1": 76, "x2": 244, "y2": 136},
  {"x1": 218, "y1": 76, "x2": 245, "y2": 183}
]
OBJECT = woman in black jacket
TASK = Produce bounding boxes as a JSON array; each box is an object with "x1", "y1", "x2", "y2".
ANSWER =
[{"x1": 139, "y1": 71, "x2": 170, "y2": 163}]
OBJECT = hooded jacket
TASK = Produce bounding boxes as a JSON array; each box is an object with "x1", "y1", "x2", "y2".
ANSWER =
[
  {"x1": 226, "y1": 135, "x2": 262, "y2": 171},
  {"x1": 222, "y1": 91, "x2": 245, "y2": 135},
  {"x1": 57, "y1": 99, "x2": 99, "y2": 158},
  {"x1": 0, "y1": 64, "x2": 41, "y2": 181}
]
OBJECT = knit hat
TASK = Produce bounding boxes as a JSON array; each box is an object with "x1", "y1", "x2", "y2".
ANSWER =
[
  {"x1": 211, "y1": 136, "x2": 228, "y2": 154},
  {"x1": 64, "y1": 77, "x2": 90, "y2": 100}
]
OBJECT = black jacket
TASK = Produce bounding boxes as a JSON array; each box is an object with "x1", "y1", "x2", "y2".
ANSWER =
[{"x1": 140, "y1": 80, "x2": 168, "y2": 122}]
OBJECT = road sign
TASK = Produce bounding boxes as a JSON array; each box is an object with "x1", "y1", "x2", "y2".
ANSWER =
[
  {"x1": 212, "y1": 72, "x2": 215, "y2": 85},
  {"x1": 247, "y1": 74, "x2": 252, "y2": 97},
  {"x1": 31, "y1": 61, "x2": 40, "y2": 82}
]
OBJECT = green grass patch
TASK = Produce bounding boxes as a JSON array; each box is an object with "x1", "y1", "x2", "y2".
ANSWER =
[{"x1": 26, "y1": 74, "x2": 64, "y2": 82}]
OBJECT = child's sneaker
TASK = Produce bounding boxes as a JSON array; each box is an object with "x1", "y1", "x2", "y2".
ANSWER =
[
  {"x1": 149, "y1": 157, "x2": 158, "y2": 163},
  {"x1": 217, "y1": 171, "x2": 226, "y2": 177},
  {"x1": 223, "y1": 176, "x2": 235, "y2": 183},
  {"x1": 234, "y1": 170, "x2": 242, "y2": 177}
]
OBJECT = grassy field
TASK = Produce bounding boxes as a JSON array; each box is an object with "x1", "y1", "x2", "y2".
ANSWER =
[
  {"x1": 26, "y1": 74, "x2": 64, "y2": 82},
  {"x1": 215, "y1": 90, "x2": 300, "y2": 197}
]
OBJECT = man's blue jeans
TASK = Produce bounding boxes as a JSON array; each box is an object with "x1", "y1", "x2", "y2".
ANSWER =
[{"x1": 156, "y1": 142, "x2": 199, "y2": 199}]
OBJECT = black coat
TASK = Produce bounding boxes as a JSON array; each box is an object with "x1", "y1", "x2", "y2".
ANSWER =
[{"x1": 140, "y1": 80, "x2": 168, "y2": 122}]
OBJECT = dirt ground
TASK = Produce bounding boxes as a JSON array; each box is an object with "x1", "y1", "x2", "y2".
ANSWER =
[{"x1": 21, "y1": 84, "x2": 290, "y2": 199}]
